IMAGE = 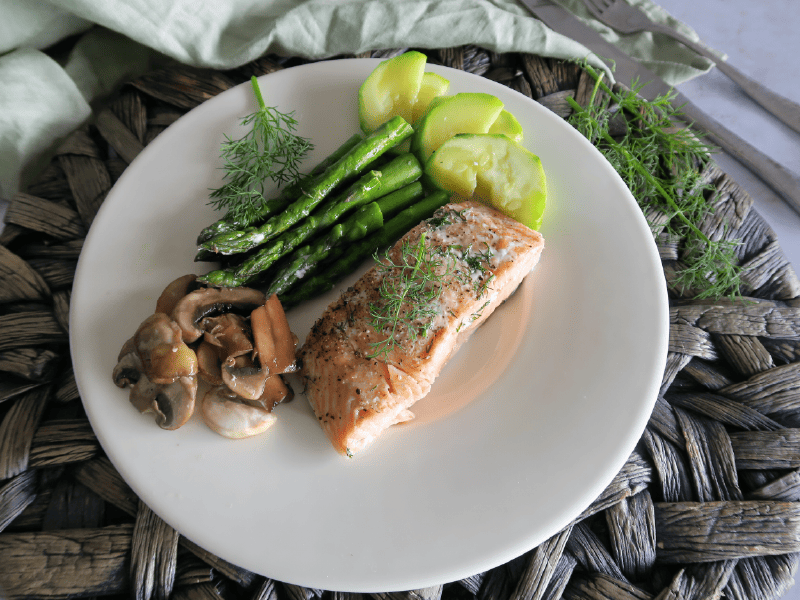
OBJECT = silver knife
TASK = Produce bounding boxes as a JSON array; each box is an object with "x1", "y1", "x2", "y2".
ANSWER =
[{"x1": 519, "y1": 0, "x2": 800, "y2": 216}]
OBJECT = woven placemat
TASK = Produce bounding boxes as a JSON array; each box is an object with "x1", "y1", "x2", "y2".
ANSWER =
[{"x1": 2, "y1": 46, "x2": 800, "y2": 600}]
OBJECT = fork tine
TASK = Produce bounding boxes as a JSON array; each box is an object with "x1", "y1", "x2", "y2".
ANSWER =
[
  {"x1": 581, "y1": 0, "x2": 608, "y2": 18},
  {"x1": 580, "y1": 0, "x2": 602, "y2": 18}
]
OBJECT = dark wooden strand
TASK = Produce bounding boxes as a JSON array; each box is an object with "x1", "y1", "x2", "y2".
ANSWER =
[
  {"x1": 673, "y1": 407, "x2": 742, "y2": 501},
  {"x1": 0, "y1": 311, "x2": 67, "y2": 352},
  {"x1": 28, "y1": 418, "x2": 100, "y2": 469},
  {"x1": 510, "y1": 526, "x2": 572, "y2": 600},
  {"x1": 714, "y1": 334, "x2": 775, "y2": 377},
  {"x1": 0, "y1": 470, "x2": 39, "y2": 533},
  {"x1": 666, "y1": 391, "x2": 783, "y2": 431},
  {"x1": 0, "y1": 524, "x2": 134, "y2": 598},
  {"x1": 642, "y1": 429, "x2": 694, "y2": 502},
  {"x1": 40, "y1": 475, "x2": 105, "y2": 530},
  {"x1": 0, "y1": 348, "x2": 60, "y2": 382},
  {"x1": 566, "y1": 520, "x2": 629, "y2": 582},
  {"x1": 562, "y1": 573, "x2": 653, "y2": 600},
  {"x1": 720, "y1": 363, "x2": 800, "y2": 427},
  {"x1": 5, "y1": 193, "x2": 86, "y2": 240},
  {"x1": 130, "y1": 500, "x2": 180, "y2": 600},
  {"x1": 654, "y1": 501, "x2": 800, "y2": 562},
  {"x1": 604, "y1": 491, "x2": 657, "y2": 581},
  {"x1": 95, "y1": 107, "x2": 146, "y2": 165},
  {"x1": 729, "y1": 430, "x2": 800, "y2": 470},
  {"x1": 0, "y1": 245, "x2": 50, "y2": 304},
  {"x1": 540, "y1": 553, "x2": 578, "y2": 600},
  {"x1": 128, "y1": 66, "x2": 237, "y2": 110},
  {"x1": 0, "y1": 385, "x2": 51, "y2": 479}
]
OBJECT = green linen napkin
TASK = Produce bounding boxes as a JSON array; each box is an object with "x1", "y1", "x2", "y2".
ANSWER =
[{"x1": 0, "y1": 0, "x2": 717, "y2": 199}]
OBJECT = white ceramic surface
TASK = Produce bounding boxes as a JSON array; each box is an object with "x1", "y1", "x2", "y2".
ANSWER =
[{"x1": 69, "y1": 59, "x2": 668, "y2": 591}]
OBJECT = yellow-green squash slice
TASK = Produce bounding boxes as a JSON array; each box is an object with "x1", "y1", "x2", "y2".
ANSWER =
[
  {"x1": 411, "y1": 92, "x2": 505, "y2": 163},
  {"x1": 411, "y1": 72, "x2": 451, "y2": 123},
  {"x1": 358, "y1": 51, "x2": 427, "y2": 134},
  {"x1": 426, "y1": 133, "x2": 546, "y2": 230},
  {"x1": 488, "y1": 109, "x2": 524, "y2": 143}
]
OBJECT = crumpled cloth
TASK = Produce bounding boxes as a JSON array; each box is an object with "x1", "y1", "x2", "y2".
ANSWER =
[{"x1": 0, "y1": 0, "x2": 718, "y2": 198}]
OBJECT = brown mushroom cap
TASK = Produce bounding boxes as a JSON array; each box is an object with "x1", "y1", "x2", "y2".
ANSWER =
[
  {"x1": 171, "y1": 287, "x2": 266, "y2": 343},
  {"x1": 202, "y1": 313, "x2": 253, "y2": 358},
  {"x1": 155, "y1": 274, "x2": 198, "y2": 315},
  {"x1": 132, "y1": 313, "x2": 197, "y2": 385}
]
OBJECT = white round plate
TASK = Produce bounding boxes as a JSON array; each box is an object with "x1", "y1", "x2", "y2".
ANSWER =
[{"x1": 71, "y1": 59, "x2": 668, "y2": 592}]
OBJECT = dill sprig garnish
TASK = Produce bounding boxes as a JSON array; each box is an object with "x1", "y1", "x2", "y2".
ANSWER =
[
  {"x1": 566, "y1": 65, "x2": 743, "y2": 300},
  {"x1": 368, "y1": 232, "x2": 454, "y2": 360},
  {"x1": 208, "y1": 76, "x2": 313, "y2": 225},
  {"x1": 367, "y1": 230, "x2": 498, "y2": 360}
]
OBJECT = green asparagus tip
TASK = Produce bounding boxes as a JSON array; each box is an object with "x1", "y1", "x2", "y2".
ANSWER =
[{"x1": 196, "y1": 270, "x2": 239, "y2": 287}]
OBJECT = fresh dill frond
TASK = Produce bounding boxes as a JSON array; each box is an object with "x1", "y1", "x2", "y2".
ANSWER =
[
  {"x1": 566, "y1": 64, "x2": 743, "y2": 300},
  {"x1": 208, "y1": 76, "x2": 313, "y2": 225},
  {"x1": 367, "y1": 233, "x2": 498, "y2": 361},
  {"x1": 449, "y1": 242, "x2": 496, "y2": 297},
  {"x1": 427, "y1": 207, "x2": 468, "y2": 229},
  {"x1": 368, "y1": 232, "x2": 454, "y2": 360}
]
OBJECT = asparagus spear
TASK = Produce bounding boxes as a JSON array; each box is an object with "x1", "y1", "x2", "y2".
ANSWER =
[
  {"x1": 374, "y1": 181, "x2": 425, "y2": 219},
  {"x1": 279, "y1": 190, "x2": 451, "y2": 308},
  {"x1": 200, "y1": 116, "x2": 413, "y2": 255},
  {"x1": 265, "y1": 181, "x2": 426, "y2": 296},
  {"x1": 205, "y1": 202, "x2": 385, "y2": 288},
  {"x1": 197, "y1": 133, "x2": 364, "y2": 244},
  {"x1": 197, "y1": 154, "x2": 421, "y2": 286}
]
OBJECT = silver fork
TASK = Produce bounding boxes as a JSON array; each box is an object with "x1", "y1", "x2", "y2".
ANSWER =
[{"x1": 580, "y1": 0, "x2": 800, "y2": 135}]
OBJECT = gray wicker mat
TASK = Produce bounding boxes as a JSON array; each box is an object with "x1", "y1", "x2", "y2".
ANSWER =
[{"x1": 2, "y1": 46, "x2": 800, "y2": 600}]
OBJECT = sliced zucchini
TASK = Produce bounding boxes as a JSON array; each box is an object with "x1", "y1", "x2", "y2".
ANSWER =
[
  {"x1": 358, "y1": 51, "x2": 427, "y2": 134},
  {"x1": 488, "y1": 109, "x2": 524, "y2": 143},
  {"x1": 411, "y1": 72, "x2": 451, "y2": 123},
  {"x1": 425, "y1": 133, "x2": 546, "y2": 230},
  {"x1": 411, "y1": 92, "x2": 505, "y2": 163}
]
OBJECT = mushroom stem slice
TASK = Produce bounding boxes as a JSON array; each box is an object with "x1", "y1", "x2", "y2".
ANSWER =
[
  {"x1": 196, "y1": 340, "x2": 224, "y2": 386},
  {"x1": 221, "y1": 356, "x2": 269, "y2": 401},
  {"x1": 247, "y1": 374, "x2": 293, "y2": 411},
  {"x1": 113, "y1": 338, "x2": 142, "y2": 388},
  {"x1": 153, "y1": 376, "x2": 198, "y2": 430},
  {"x1": 202, "y1": 386, "x2": 277, "y2": 439},
  {"x1": 251, "y1": 294, "x2": 297, "y2": 375},
  {"x1": 128, "y1": 374, "x2": 197, "y2": 430}
]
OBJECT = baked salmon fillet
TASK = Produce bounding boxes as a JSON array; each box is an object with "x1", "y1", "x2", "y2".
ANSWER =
[{"x1": 298, "y1": 200, "x2": 545, "y2": 456}]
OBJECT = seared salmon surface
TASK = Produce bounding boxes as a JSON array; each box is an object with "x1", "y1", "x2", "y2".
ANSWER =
[{"x1": 298, "y1": 200, "x2": 545, "y2": 456}]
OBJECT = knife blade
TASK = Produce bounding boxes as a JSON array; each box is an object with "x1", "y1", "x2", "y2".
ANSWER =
[{"x1": 518, "y1": 0, "x2": 800, "y2": 216}]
